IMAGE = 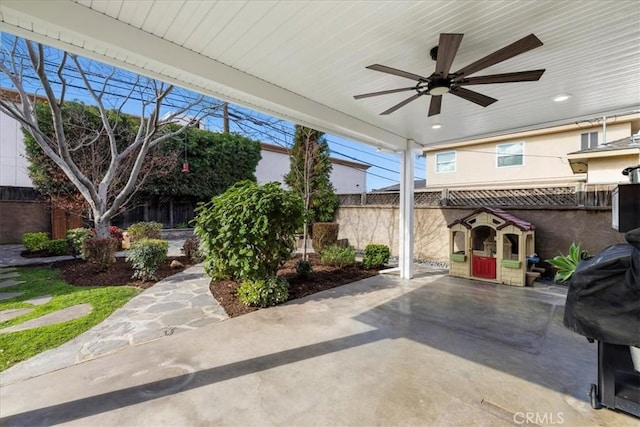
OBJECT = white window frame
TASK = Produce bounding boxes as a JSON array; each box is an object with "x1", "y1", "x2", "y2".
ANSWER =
[
  {"x1": 496, "y1": 141, "x2": 525, "y2": 168},
  {"x1": 435, "y1": 151, "x2": 456, "y2": 173},
  {"x1": 580, "y1": 132, "x2": 598, "y2": 150}
]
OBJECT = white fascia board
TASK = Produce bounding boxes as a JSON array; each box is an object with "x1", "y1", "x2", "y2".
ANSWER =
[{"x1": 0, "y1": 0, "x2": 406, "y2": 149}]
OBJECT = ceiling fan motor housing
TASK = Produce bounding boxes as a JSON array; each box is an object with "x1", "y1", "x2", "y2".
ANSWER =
[
  {"x1": 426, "y1": 77, "x2": 451, "y2": 95},
  {"x1": 355, "y1": 33, "x2": 545, "y2": 116}
]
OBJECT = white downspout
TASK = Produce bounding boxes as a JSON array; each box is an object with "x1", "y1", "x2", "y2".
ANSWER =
[{"x1": 399, "y1": 142, "x2": 415, "y2": 279}]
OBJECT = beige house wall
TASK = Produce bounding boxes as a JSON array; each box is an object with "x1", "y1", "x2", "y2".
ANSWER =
[
  {"x1": 588, "y1": 154, "x2": 640, "y2": 184},
  {"x1": 336, "y1": 206, "x2": 626, "y2": 264},
  {"x1": 424, "y1": 122, "x2": 632, "y2": 189}
]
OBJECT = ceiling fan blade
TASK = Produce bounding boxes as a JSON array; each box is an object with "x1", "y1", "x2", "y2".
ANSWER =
[
  {"x1": 380, "y1": 93, "x2": 423, "y2": 115},
  {"x1": 366, "y1": 64, "x2": 429, "y2": 82},
  {"x1": 456, "y1": 69, "x2": 545, "y2": 85},
  {"x1": 453, "y1": 34, "x2": 543, "y2": 78},
  {"x1": 435, "y1": 33, "x2": 463, "y2": 76},
  {"x1": 428, "y1": 95, "x2": 442, "y2": 117},
  {"x1": 354, "y1": 86, "x2": 416, "y2": 99},
  {"x1": 450, "y1": 87, "x2": 497, "y2": 107}
]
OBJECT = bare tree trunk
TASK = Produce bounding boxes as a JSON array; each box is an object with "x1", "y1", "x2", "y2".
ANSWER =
[
  {"x1": 0, "y1": 37, "x2": 219, "y2": 240},
  {"x1": 94, "y1": 215, "x2": 109, "y2": 237}
]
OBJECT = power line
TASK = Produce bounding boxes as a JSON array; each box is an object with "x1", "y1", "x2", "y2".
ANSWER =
[
  {"x1": 18, "y1": 51, "x2": 428, "y2": 172},
  {"x1": 2, "y1": 43, "x2": 421, "y2": 184},
  {"x1": 242, "y1": 114, "x2": 427, "y2": 181},
  {"x1": 230, "y1": 118, "x2": 400, "y2": 184}
]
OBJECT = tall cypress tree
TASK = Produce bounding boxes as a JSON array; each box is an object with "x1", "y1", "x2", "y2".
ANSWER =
[{"x1": 284, "y1": 125, "x2": 338, "y2": 257}]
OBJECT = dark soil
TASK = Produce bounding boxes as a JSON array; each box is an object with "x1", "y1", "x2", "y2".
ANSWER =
[
  {"x1": 210, "y1": 254, "x2": 379, "y2": 318},
  {"x1": 55, "y1": 256, "x2": 194, "y2": 289},
  {"x1": 49, "y1": 253, "x2": 379, "y2": 317},
  {"x1": 21, "y1": 250, "x2": 56, "y2": 258}
]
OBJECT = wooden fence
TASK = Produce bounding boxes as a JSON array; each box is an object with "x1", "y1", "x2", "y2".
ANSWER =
[{"x1": 338, "y1": 184, "x2": 615, "y2": 208}]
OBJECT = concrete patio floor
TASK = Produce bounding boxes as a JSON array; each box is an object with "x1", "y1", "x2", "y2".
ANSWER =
[{"x1": 1, "y1": 270, "x2": 636, "y2": 426}]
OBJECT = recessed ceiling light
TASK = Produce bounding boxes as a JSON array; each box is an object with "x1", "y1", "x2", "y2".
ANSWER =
[
  {"x1": 431, "y1": 124, "x2": 442, "y2": 129},
  {"x1": 553, "y1": 94, "x2": 572, "y2": 102}
]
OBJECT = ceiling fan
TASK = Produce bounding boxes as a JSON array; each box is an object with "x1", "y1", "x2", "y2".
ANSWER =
[{"x1": 354, "y1": 33, "x2": 545, "y2": 117}]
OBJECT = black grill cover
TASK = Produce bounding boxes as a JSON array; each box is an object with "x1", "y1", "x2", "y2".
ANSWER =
[{"x1": 563, "y1": 228, "x2": 640, "y2": 346}]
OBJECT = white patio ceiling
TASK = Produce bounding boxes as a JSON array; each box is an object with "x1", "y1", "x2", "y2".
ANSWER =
[{"x1": 0, "y1": 0, "x2": 639, "y2": 151}]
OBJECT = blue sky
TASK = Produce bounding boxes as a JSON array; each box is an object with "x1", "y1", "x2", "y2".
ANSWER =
[{"x1": 0, "y1": 33, "x2": 426, "y2": 191}]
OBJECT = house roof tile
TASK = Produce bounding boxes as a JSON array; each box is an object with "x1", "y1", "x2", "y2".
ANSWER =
[
  {"x1": 447, "y1": 207, "x2": 535, "y2": 231},
  {"x1": 568, "y1": 136, "x2": 640, "y2": 155}
]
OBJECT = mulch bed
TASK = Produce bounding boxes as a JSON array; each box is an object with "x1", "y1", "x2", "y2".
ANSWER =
[
  {"x1": 210, "y1": 254, "x2": 380, "y2": 318},
  {"x1": 42, "y1": 253, "x2": 379, "y2": 317},
  {"x1": 55, "y1": 256, "x2": 194, "y2": 289}
]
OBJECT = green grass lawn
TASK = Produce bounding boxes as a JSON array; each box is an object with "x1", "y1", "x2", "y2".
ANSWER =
[{"x1": 0, "y1": 266, "x2": 141, "y2": 371}]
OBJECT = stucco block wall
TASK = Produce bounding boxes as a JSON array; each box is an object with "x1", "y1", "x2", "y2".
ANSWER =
[
  {"x1": 335, "y1": 205, "x2": 400, "y2": 253},
  {"x1": 336, "y1": 206, "x2": 626, "y2": 264},
  {"x1": 0, "y1": 201, "x2": 50, "y2": 244}
]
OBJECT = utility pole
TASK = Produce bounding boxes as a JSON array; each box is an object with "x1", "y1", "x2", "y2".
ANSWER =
[{"x1": 223, "y1": 102, "x2": 230, "y2": 133}]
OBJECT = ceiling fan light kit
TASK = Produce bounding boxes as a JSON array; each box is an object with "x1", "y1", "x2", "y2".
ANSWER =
[{"x1": 355, "y1": 33, "x2": 546, "y2": 117}]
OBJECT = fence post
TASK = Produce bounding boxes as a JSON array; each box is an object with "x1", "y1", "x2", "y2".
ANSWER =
[
  {"x1": 361, "y1": 192, "x2": 366, "y2": 205},
  {"x1": 575, "y1": 183, "x2": 585, "y2": 206},
  {"x1": 169, "y1": 198, "x2": 174, "y2": 228},
  {"x1": 441, "y1": 188, "x2": 449, "y2": 206}
]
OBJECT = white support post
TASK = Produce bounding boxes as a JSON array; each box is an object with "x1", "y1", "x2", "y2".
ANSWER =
[{"x1": 399, "y1": 145, "x2": 415, "y2": 279}]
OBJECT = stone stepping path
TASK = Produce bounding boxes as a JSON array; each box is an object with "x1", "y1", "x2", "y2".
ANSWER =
[
  {"x1": 1, "y1": 308, "x2": 34, "y2": 322},
  {"x1": 26, "y1": 295, "x2": 52, "y2": 306},
  {"x1": 0, "y1": 303, "x2": 92, "y2": 334},
  {"x1": 0, "y1": 271, "x2": 20, "y2": 280},
  {"x1": 0, "y1": 292, "x2": 23, "y2": 301},
  {"x1": 0, "y1": 269, "x2": 23, "y2": 299},
  {"x1": 0, "y1": 280, "x2": 24, "y2": 289}
]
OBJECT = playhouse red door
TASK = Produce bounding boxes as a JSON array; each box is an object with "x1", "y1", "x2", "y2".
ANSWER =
[{"x1": 472, "y1": 256, "x2": 496, "y2": 279}]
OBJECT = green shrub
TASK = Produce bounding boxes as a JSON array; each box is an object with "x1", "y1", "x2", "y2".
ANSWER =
[
  {"x1": 22, "y1": 232, "x2": 50, "y2": 252},
  {"x1": 236, "y1": 276, "x2": 289, "y2": 307},
  {"x1": 127, "y1": 221, "x2": 163, "y2": 242},
  {"x1": 194, "y1": 181, "x2": 303, "y2": 281},
  {"x1": 363, "y1": 244, "x2": 390, "y2": 269},
  {"x1": 126, "y1": 238, "x2": 169, "y2": 281},
  {"x1": 181, "y1": 237, "x2": 203, "y2": 263},
  {"x1": 320, "y1": 245, "x2": 356, "y2": 267},
  {"x1": 312, "y1": 222, "x2": 339, "y2": 254},
  {"x1": 84, "y1": 237, "x2": 118, "y2": 271},
  {"x1": 546, "y1": 243, "x2": 590, "y2": 283},
  {"x1": 45, "y1": 239, "x2": 69, "y2": 256},
  {"x1": 66, "y1": 228, "x2": 93, "y2": 259},
  {"x1": 295, "y1": 259, "x2": 313, "y2": 279}
]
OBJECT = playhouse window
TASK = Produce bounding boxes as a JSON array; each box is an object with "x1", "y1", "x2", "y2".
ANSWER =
[
  {"x1": 452, "y1": 231, "x2": 466, "y2": 254},
  {"x1": 503, "y1": 234, "x2": 520, "y2": 260}
]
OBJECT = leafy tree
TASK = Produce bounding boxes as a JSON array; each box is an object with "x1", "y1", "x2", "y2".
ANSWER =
[
  {"x1": 141, "y1": 130, "x2": 262, "y2": 202},
  {"x1": 0, "y1": 37, "x2": 218, "y2": 237},
  {"x1": 193, "y1": 181, "x2": 303, "y2": 281},
  {"x1": 23, "y1": 102, "x2": 177, "y2": 218},
  {"x1": 284, "y1": 125, "x2": 338, "y2": 258}
]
